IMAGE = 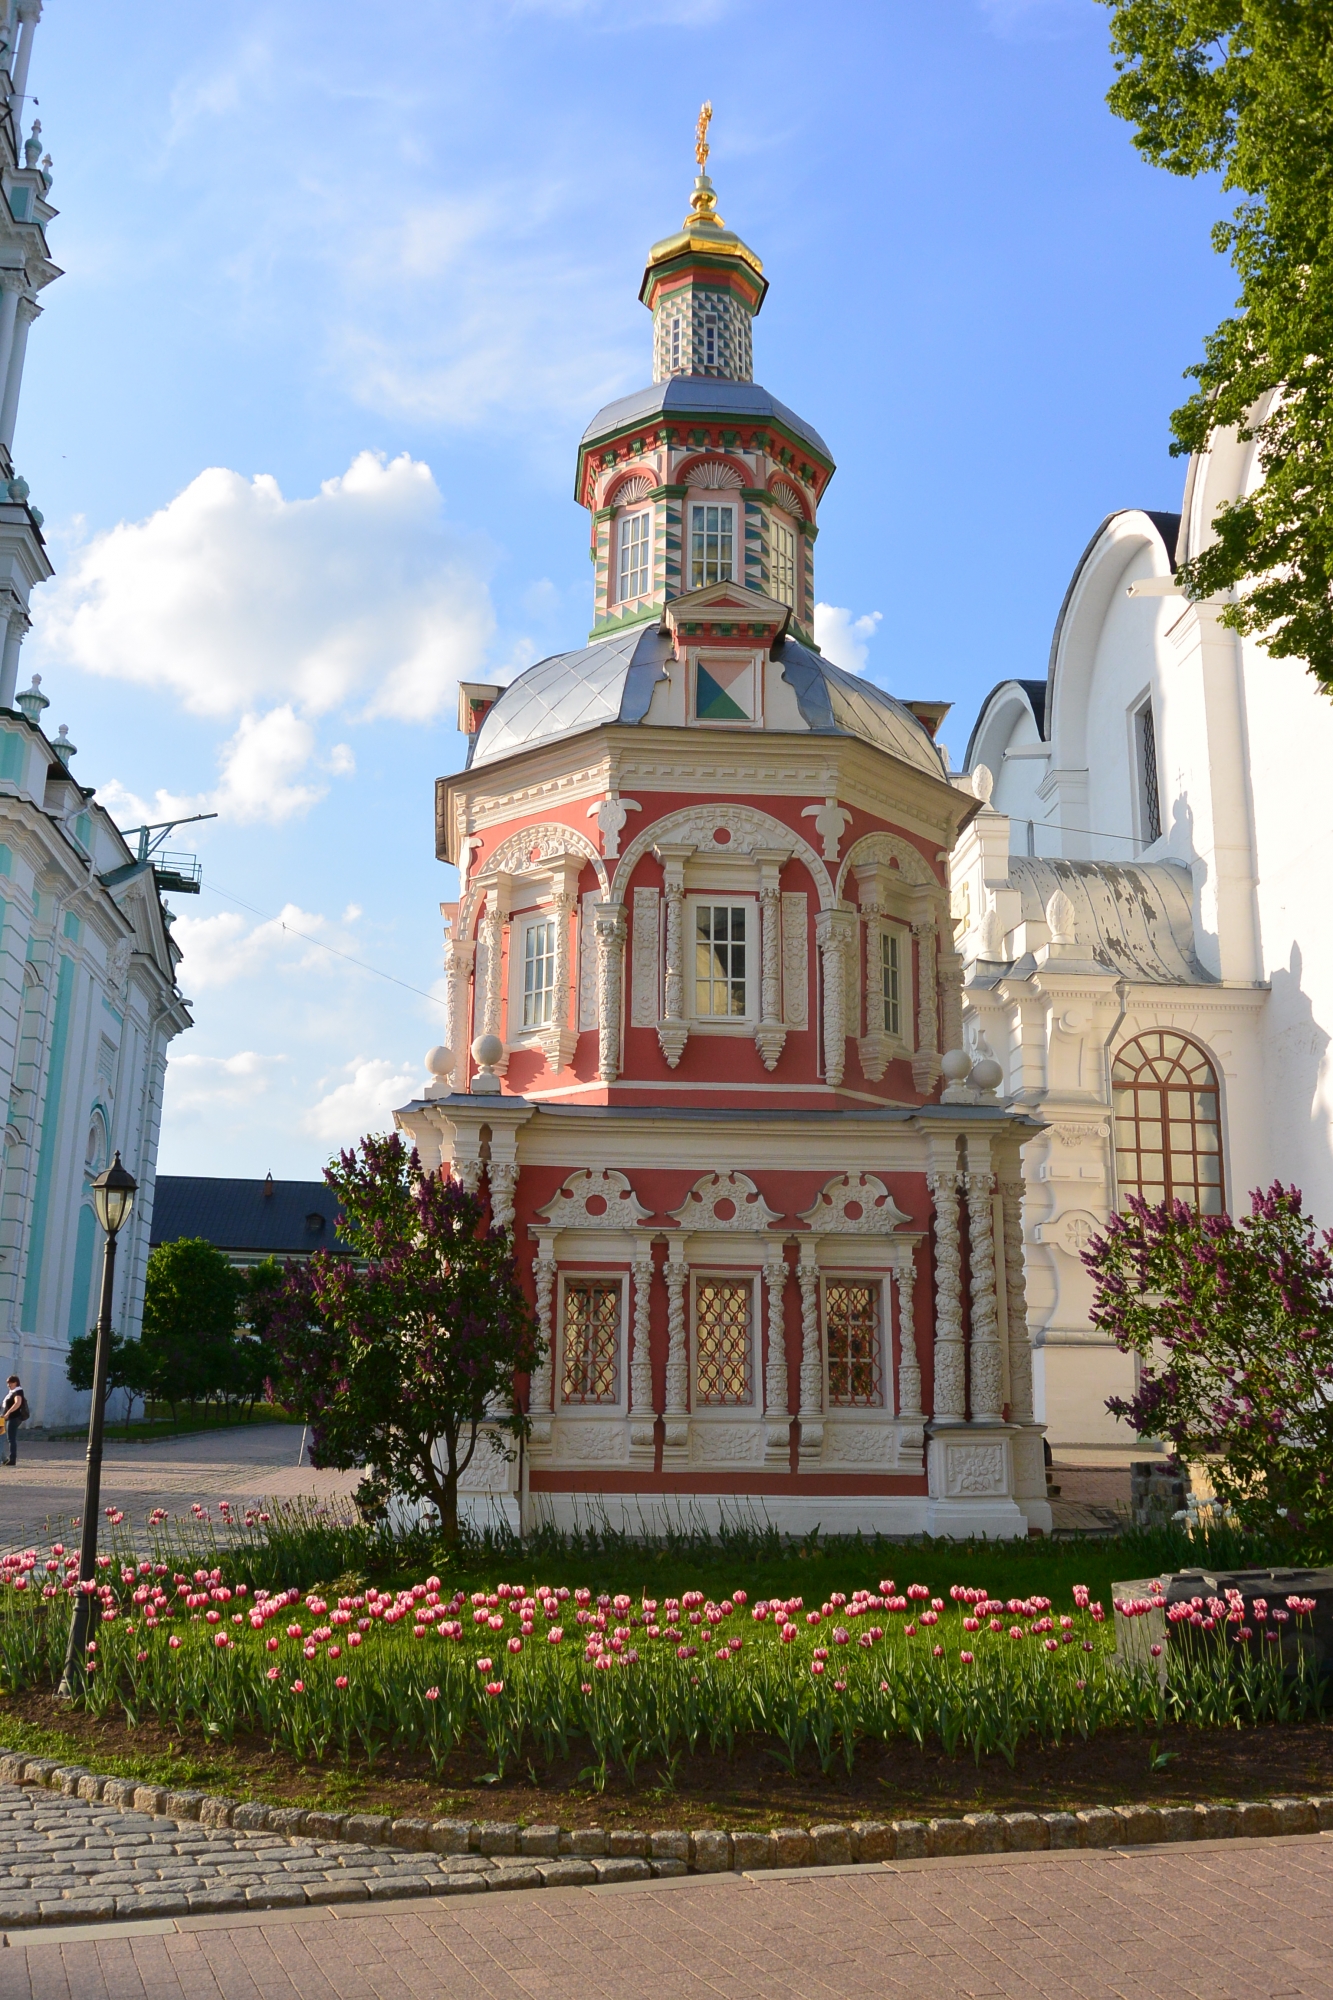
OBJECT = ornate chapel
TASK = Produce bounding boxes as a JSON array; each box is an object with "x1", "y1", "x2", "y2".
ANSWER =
[{"x1": 395, "y1": 118, "x2": 1048, "y2": 1537}]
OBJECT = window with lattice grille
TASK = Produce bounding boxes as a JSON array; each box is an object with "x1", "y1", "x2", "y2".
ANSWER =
[
  {"x1": 560, "y1": 1281, "x2": 621, "y2": 1404},
  {"x1": 690, "y1": 504, "x2": 734, "y2": 587},
  {"x1": 694, "y1": 903, "x2": 748, "y2": 1017},
  {"x1": 1112, "y1": 1030, "x2": 1224, "y2": 1216},
  {"x1": 825, "y1": 1281, "x2": 884, "y2": 1407},
  {"x1": 881, "y1": 930, "x2": 901, "y2": 1037},
  {"x1": 694, "y1": 1279, "x2": 752, "y2": 1405}
]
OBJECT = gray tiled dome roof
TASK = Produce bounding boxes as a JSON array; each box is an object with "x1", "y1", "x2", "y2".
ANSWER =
[
  {"x1": 469, "y1": 624, "x2": 946, "y2": 779},
  {"x1": 580, "y1": 377, "x2": 832, "y2": 462}
]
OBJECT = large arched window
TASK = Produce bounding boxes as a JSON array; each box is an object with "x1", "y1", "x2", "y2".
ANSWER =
[{"x1": 1112, "y1": 1031, "x2": 1224, "y2": 1214}]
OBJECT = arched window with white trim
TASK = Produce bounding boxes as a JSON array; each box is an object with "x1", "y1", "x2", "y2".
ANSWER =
[{"x1": 1112, "y1": 1030, "x2": 1224, "y2": 1215}]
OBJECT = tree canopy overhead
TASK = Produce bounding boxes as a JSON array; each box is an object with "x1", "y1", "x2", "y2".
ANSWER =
[{"x1": 1101, "y1": 1, "x2": 1333, "y2": 686}]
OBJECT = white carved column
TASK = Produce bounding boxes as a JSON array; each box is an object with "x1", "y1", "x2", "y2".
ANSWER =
[
  {"x1": 854, "y1": 863, "x2": 890, "y2": 1082},
  {"x1": 966, "y1": 1155, "x2": 1003, "y2": 1422},
  {"x1": 655, "y1": 843, "x2": 692, "y2": 1068},
  {"x1": 814, "y1": 907, "x2": 855, "y2": 1087},
  {"x1": 441, "y1": 930, "x2": 474, "y2": 1094},
  {"x1": 912, "y1": 914, "x2": 940, "y2": 1092},
  {"x1": 528, "y1": 1231, "x2": 556, "y2": 1450},
  {"x1": 592, "y1": 901, "x2": 627, "y2": 1082},
  {"x1": 662, "y1": 1236, "x2": 689, "y2": 1459},
  {"x1": 477, "y1": 876, "x2": 510, "y2": 1058},
  {"x1": 796, "y1": 1237, "x2": 823, "y2": 1462},
  {"x1": 755, "y1": 848, "x2": 788, "y2": 1071},
  {"x1": 629, "y1": 1237, "x2": 656, "y2": 1464},
  {"x1": 0, "y1": 297, "x2": 36, "y2": 454},
  {"x1": 1000, "y1": 1176, "x2": 1035, "y2": 1425},
  {"x1": 541, "y1": 886, "x2": 579, "y2": 1070},
  {"x1": 938, "y1": 909, "x2": 965, "y2": 1065},
  {"x1": 488, "y1": 1161, "x2": 517, "y2": 1235},
  {"x1": 927, "y1": 1164, "x2": 966, "y2": 1419},
  {"x1": 762, "y1": 1241, "x2": 790, "y2": 1464},
  {"x1": 894, "y1": 1246, "x2": 923, "y2": 1420},
  {"x1": 0, "y1": 601, "x2": 29, "y2": 711}
]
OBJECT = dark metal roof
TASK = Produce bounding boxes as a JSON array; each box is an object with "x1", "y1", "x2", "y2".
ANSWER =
[
  {"x1": 963, "y1": 677, "x2": 1048, "y2": 770},
  {"x1": 149, "y1": 1176, "x2": 350, "y2": 1257},
  {"x1": 580, "y1": 377, "x2": 832, "y2": 463}
]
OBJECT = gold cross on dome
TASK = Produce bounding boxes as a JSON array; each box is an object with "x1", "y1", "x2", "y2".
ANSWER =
[{"x1": 695, "y1": 101, "x2": 712, "y2": 171}]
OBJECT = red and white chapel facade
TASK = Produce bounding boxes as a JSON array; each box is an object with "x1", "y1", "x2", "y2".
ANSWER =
[{"x1": 395, "y1": 138, "x2": 1049, "y2": 1539}]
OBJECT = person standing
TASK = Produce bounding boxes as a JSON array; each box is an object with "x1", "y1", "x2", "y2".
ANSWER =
[{"x1": 1, "y1": 1376, "x2": 26, "y2": 1465}]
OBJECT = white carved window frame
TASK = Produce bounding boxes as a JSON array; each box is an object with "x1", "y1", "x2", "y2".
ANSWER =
[
  {"x1": 686, "y1": 891, "x2": 758, "y2": 1030},
  {"x1": 820, "y1": 1269, "x2": 891, "y2": 1415},
  {"x1": 501, "y1": 866, "x2": 580, "y2": 1053},
  {"x1": 555, "y1": 1268, "x2": 628, "y2": 1417},
  {"x1": 876, "y1": 919, "x2": 914, "y2": 1048},
  {"x1": 689, "y1": 1267, "x2": 759, "y2": 1414}
]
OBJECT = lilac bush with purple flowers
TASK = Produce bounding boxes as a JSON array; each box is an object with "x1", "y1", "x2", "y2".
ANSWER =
[
  {"x1": 262, "y1": 1134, "x2": 540, "y2": 1544},
  {"x1": 1085, "y1": 1182, "x2": 1333, "y2": 1542}
]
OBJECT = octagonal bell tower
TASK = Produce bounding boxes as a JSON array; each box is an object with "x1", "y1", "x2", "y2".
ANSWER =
[{"x1": 577, "y1": 109, "x2": 832, "y2": 651}]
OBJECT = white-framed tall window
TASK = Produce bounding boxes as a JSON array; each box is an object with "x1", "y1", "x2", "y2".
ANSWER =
[
  {"x1": 690, "y1": 503, "x2": 734, "y2": 588},
  {"x1": 670, "y1": 317, "x2": 682, "y2": 371},
  {"x1": 703, "y1": 315, "x2": 718, "y2": 367},
  {"x1": 694, "y1": 902, "x2": 749, "y2": 1018},
  {"x1": 881, "y1": 929, "x2": 902, "y2": 1038},
  {"x1": 618, "y1": 510, "x2": 650, "y2": 602},
  {"x1": 522, "y1": 916, "x2": 557, "y2": 1029},
  {"x1": 771, "y1": 519, "x2": 796, "y2": 608},
  {"x1": 560, "y1": 1277, "x2": 622, "y2": 1406},
  {"x1": 1134, "y1": 696, "x2": 1162, "y2": 845},
  {"x1": 693, "y1": 1275, "x2": 753, "y2": 1406}
]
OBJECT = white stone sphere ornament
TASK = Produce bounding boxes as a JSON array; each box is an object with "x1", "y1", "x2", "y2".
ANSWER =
[
  {"x1": 940, "y1": 1048, "x2": 972, "y2": 1085},
  {"x1": 470, "y1": 1033, "x2": 504, "y2": 1094},
  {"x1": 425, "y1": 1044, "x2": 452, "y2": 1078}
]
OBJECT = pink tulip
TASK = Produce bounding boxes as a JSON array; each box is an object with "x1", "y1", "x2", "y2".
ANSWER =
[
  {"x1": 959, "y1": 1650, "x2": 974, "y2": 1664},
  {"x1": 335, "y1": 1675, "x2": 349, "y2": 1689}
]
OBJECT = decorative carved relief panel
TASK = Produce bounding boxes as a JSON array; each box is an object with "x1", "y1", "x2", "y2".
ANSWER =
[
  {"x1": 671, "y1": 1171, "x2": 782, "y2": 1232},
  {"x1": 536, "y1": 1167, "x2": 653, "y2": 1231},
  {"x1": 798, "y1": 1172, "x2": 911, "y2": 1234}
]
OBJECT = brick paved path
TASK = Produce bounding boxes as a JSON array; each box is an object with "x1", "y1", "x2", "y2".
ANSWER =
[{"x1": 0, "y1": 1827, "x2": 1330, "y2": 1998}]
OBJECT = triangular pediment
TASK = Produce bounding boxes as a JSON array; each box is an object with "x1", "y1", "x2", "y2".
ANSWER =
[{"x1": 665, "y1": 580, "x2": 792, "y2": 631}]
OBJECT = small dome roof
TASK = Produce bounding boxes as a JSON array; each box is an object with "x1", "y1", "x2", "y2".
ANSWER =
[
  {"x1": 581, "y1": 376, "x2": 831, "y2": 464},
  {"x1": 468, "y1": 623, "x2": 946, "y2": 779}
]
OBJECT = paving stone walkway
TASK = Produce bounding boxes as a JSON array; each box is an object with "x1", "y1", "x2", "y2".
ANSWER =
[
  {"x1": 0, "y1": 1785, "x2": 659, "y2": 1927},
  {"x1": 0, "y1": 1829, "x2": 1331, "y2": 1998}
]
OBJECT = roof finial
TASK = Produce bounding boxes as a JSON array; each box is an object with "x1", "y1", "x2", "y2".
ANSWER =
[
  {"x1": 688, "y1": 100, "x2": 721, "y2": 225},
  {"x1": 695, "y1": 100, "x2": 712, "y2": 174}
]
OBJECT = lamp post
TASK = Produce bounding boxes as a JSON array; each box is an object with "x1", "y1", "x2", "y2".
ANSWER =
[{"x1": 58, "y1": 1151, "x2": 136, "y2": 1697}]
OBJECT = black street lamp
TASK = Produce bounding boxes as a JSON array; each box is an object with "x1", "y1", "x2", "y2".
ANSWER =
[{"x1": 58, "y1": 1150, "x2": 136, "y2": 1698}]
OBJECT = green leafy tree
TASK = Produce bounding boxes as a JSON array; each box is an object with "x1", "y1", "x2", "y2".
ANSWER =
[
  {"x1": 1086, "y1": 1181, "x2": 1333, "y2": 1540},
  {"x1": 267, "y1": 1133, "x2": 541, "y2": 1542},
  {"x1": 65, "y1": 1330, "x2": 154, "y2": 1429},
  {"x1": 1101, "y1": 2, "x2": 1333, "y2": 684},
  {"x1": 140, "y1": 1237, "x2": 243, "y2": 1416}
]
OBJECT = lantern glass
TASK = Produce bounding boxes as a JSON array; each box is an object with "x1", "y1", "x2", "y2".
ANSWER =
[{"x1": 91, "y1": 1152, "x2": 137, "y2": 1236}]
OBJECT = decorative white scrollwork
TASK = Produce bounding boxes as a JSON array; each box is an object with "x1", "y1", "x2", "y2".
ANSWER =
[
  {"x1": 671, "y1": 1171, "x2": 781, "y2": 1232},
  {"x1": 798, "y1": 1172, "x2": 910, "y2": 1234},
  {"x1": 536, "y1": 1167, "x2": 652, "y2": 1231}
]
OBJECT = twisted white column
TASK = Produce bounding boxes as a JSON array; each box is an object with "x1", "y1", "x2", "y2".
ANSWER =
[
  {"x1": 763, "y1": 1242, "x2": 790, "y2": 1462},
  {"x1": 1000, "y1": 1177, "x2": 1035, "y2": 1425},
  {"x1": 928, "y1": 1167, "x2": 966, "y2": 1419},
  {"x1": 796, "y1": 1239, "x2": 822, "y2": 1460},
  {"x1": 966, "y1": 1167, "x2": 1003, "y2": 1421},
  {"x1": 894, "y1": 1247, "x2": 923, "y2": 1420},
  {"x1": 662, "y1": 1237, "x2": 689, "y2": 1457}
]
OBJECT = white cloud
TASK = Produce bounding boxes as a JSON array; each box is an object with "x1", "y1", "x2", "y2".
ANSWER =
[
  {"x1": 172, "y1": 902, "x2": 347, "y2": 994},
  {"x1": 164, "y1": 1049, "x2": 286, "y2": 1116},
  {"x1": 304, "y1": 1056, "x2": 419, "y2": 1147},
  {"x1": 814, "y1": 604, "x2": 883, "y2": 676},
  {"x1": 34, "y1": 451, "x2": 495, "y2": 725},
  {"x1": 214, "y1": 707, "x2": 325, "y2": 824}
]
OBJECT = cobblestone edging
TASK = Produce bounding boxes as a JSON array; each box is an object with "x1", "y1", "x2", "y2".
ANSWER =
[{"x1": 2, "y1": 1748, "x2": 1333, "y2": 1930}]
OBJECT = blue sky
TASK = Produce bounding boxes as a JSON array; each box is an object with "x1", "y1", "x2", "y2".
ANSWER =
[{"x1": 17, "y1": 0, "x2": 1234, "y2": 1177}]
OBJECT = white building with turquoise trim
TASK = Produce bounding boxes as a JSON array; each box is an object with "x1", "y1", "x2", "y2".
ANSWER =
[{"x1": 0, "y1": 2, "x2": 193, "y2": 1424}]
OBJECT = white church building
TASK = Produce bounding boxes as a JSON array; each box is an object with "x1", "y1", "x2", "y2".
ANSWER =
[
  {"x1": 953, "y1": 395, "x2": 1326, "y2": 1447},
  {"x1": 0, "y1": 2, "x2": 193, "y2": 1425}
]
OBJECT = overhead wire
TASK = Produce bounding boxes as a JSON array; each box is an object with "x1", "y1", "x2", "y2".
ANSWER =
[{"x1": 194, "y1": 877, "x2": 446, "y2": 1011}]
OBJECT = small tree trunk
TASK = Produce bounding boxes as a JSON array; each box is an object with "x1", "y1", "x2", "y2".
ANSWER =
[{"x1": 439, "y1": 1469, "x2": 460, "y2": 1545}]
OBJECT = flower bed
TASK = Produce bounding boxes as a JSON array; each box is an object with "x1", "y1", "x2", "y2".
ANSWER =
[{"x1": 1, "y1": 1541, "x2": 1325, "y2": 1784}]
